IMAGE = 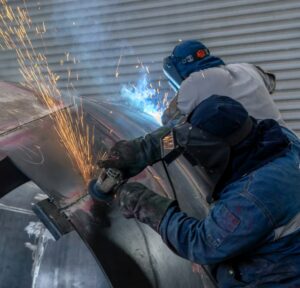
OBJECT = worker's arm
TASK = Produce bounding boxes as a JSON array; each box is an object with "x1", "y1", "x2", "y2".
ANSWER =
[
  {"x1": 159, "y1": 189, "x2": 274, "y2": 264},
  {"x1": 177, "y1": 69, "x2": 230, "y2": 116},
  {"x1": 161, "y1": 70, "x2": 225, "y2": 125},
  {"x1": 99, "y1": 126, "x2": 170, "y2": 178},
  {"x1": 118, "y1": 181, "x2": 274, "y2": 265}
]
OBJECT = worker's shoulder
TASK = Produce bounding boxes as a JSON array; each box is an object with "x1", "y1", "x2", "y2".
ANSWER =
[
  {"x1": 226, "y1": 62, "x2": 255, "y2": 70},
  {"x1": 224, "y1": 62, "x2": 262, "y2": 75},
  {"x1": 221, "y1": 155, "x2": 300, "y2": 226},
  {"x1": 246, "y1": 134, "x2": 300, "y2": 222},
  {"x1": 185, "y1": 63, "x2": 257, "y2": 82},
  {"x1": 191, "y1": 66, "x2": 230, "y2": 79},
  {"x1": 180, "y1": 66, "x2": 230, "y2": 89},
  {"x1": 224, "y1": 128, "x2": 300, "y2": 214},
  {"x1": 250, "y1": 128, "x2": 300, "y2": 191}
]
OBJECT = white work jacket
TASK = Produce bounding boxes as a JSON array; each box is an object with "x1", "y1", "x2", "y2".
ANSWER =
[{"x1": 175, "y1": 63, "x2": 284, "y2": 126}]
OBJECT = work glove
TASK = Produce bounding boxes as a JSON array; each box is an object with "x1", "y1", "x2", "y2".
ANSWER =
[
  {"x1": 98, "y1": 126, "x2": 170, "y2": 179},
  {"x1": 118, "y1": 182, "x2": 174, "y2": 232}
]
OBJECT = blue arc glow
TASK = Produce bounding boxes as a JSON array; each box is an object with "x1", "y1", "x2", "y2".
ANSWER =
[{"x1": 120, "y1": 74, "x2": 165, "y2": 125}]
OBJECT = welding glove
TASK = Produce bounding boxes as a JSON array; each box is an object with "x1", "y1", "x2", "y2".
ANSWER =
[
  {"x1": 118, "y1": 182, "x2": 174, "y2": 232},
  {"x1": 98, "y1": 126, "x2": 170, "y2": 179}
]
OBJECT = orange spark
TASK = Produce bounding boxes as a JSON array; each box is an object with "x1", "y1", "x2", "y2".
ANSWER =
[{"x1": 0, "y1": 0, "x2": 95, "y2": 184}]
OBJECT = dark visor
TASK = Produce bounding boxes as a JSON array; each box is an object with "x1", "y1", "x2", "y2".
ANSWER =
[{"x1": 163, "y1": 56, "x2": 184, "y2": 92}]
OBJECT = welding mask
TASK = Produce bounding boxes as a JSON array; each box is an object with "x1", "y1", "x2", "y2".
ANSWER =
[
  {"x1": 163, "y1": 56, "x2": 184, "y2": 92},
  {"x1": 160, "y1": 95, "x2": 253, "y2": 194}
]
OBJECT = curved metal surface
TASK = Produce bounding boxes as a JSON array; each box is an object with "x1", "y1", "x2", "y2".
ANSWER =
[
  {"x1": 0, "y1": 82, "x2": 215, "y2": 287},
  {"x1": 0, "y1": 82, "x2": 49, "y2": 134},
  {"x1": 0, "y1": 182, "x2": 110, "y2": 288}
]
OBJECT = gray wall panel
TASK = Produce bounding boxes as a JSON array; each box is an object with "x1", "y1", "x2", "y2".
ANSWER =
[{"x1": 0, "y1": 0, "x2": 300, "y2": 133}]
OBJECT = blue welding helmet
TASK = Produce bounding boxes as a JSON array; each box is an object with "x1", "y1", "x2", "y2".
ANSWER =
[
  {"x1": 163, "y1": 40, "x2": 224, "y2": 92},
  {"x1": 163, "y1": 56, "x2": 184, "y2": 92},
  {"x1": 163, "y1": 48, "x2": 210, "y2": 92}
]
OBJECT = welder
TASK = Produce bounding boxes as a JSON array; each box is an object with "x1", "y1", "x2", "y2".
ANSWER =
[
  {"x1": 97, "y1": 39, "x2": 285, "y2": 187},
  {"x1": 161, "y1": 39, "x2": 284, "y2": 127},
  {"x1": 99, "y1": 95, "x2": 300, "y2": 287}
]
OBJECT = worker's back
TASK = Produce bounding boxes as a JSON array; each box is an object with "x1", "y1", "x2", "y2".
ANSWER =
[
  {"x1": 214, "y1": 127, "x2": 300, "y2": 287},
  {"x1": 177, "y1": 63, "x2": 284, "y2": 125}
]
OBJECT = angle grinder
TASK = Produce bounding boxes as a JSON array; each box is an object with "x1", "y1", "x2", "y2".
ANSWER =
[{"x1": 88, "y1": 168, "x2": 124, "y2": 202}]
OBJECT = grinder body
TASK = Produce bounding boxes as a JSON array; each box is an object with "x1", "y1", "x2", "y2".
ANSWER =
[{"x1": 88, "y1": 168, "x2": 123, "y2": 202}]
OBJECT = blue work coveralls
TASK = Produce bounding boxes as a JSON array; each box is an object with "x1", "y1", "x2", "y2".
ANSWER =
[{"x1": 159, "y1": 128, "x2": 300, "y2": 287}]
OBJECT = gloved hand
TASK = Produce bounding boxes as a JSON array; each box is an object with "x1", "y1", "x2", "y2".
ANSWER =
[
  {"x1": 118, "y1": 182, "x2": 174, "y2": 232},
  {"x1": 98, "y1": 126, "x2": 171, "y2": 179}
]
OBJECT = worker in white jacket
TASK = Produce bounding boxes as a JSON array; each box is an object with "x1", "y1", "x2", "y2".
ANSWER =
[{"x1": 162, "y1": 40, "x2": 284, "y2": 126}]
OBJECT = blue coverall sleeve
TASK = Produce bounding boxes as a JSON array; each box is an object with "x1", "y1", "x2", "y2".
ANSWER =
[{"x1": 159, "y1": 191, "x2": 275, "y2": 264}]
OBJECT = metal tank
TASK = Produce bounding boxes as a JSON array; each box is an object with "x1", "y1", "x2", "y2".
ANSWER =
[{"x1": 0, "y1": 82, "x2": 216, "y2": 288}]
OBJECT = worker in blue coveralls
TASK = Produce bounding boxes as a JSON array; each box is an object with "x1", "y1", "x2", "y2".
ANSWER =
[
  {"x1": 98, "y1": 41, "x2": 300, "y2": 286},
  {"x1": 99, "y1": 95, "x2": 300, "y2": 287}
]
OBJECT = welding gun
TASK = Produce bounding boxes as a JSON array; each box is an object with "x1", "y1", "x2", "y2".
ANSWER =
[{"x1": 88, "y1": 168, "x2": 124, "y2": 202}]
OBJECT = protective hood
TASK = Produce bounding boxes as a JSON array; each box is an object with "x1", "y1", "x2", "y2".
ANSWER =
[
  {"x1": 214, "y1": 118, "x2": 291, "y2": 197},
  {"x1": 163, "y1": 40, "x2": 225, "y2": 91},
  {"x1": 161, "y1": 95, "x2": 290, "y2": 203},
  {"x1": 161, "y1": 95, "x2": 253, "y2": 201}
]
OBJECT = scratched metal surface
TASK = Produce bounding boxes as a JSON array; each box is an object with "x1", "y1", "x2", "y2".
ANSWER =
[
  {"x1": 0, "y1": 112, "x2": 86, "y2": 207},
  {"x1": 0, "y1": 82, "x2": 49, "y2": 134},
  {"x1": 0, "y1": 83, "x2": 215, "y2": 288},
  {"x1": 0, "y1": 182, "x2": 110, "y2": 288}
]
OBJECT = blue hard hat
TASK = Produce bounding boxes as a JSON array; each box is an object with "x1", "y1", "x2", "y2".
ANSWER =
[{"x1": 172, "y1": 40, "x2": 210, "y2": 61}]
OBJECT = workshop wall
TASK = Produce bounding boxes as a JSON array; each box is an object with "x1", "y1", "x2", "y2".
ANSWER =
[{"x1": 0, "y1": 0, "x2": 300, "y2": 133}]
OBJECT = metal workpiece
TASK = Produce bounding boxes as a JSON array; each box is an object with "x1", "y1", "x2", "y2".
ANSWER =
[
  {"x1": 69, "y1": 196, "x2": 205, "y2": 288},
  {"x1": 0, "y1": 83, "x2": 215, "y2": 287},
  {"x1": 0, "y1": 182, "x2": 111, "y2": 288},
  {"x1": 0, "y1": 82, "x2": 85, "y2": 207},
  {"x1": 0, "y1": 112, "x2": 86, "y2": 207},
  {"x1": 0, "y1": 82, "x2": 50, "y2": 134},
  {"x1": 32, "y1": 198, "x2": 74, "y2": 240}
]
